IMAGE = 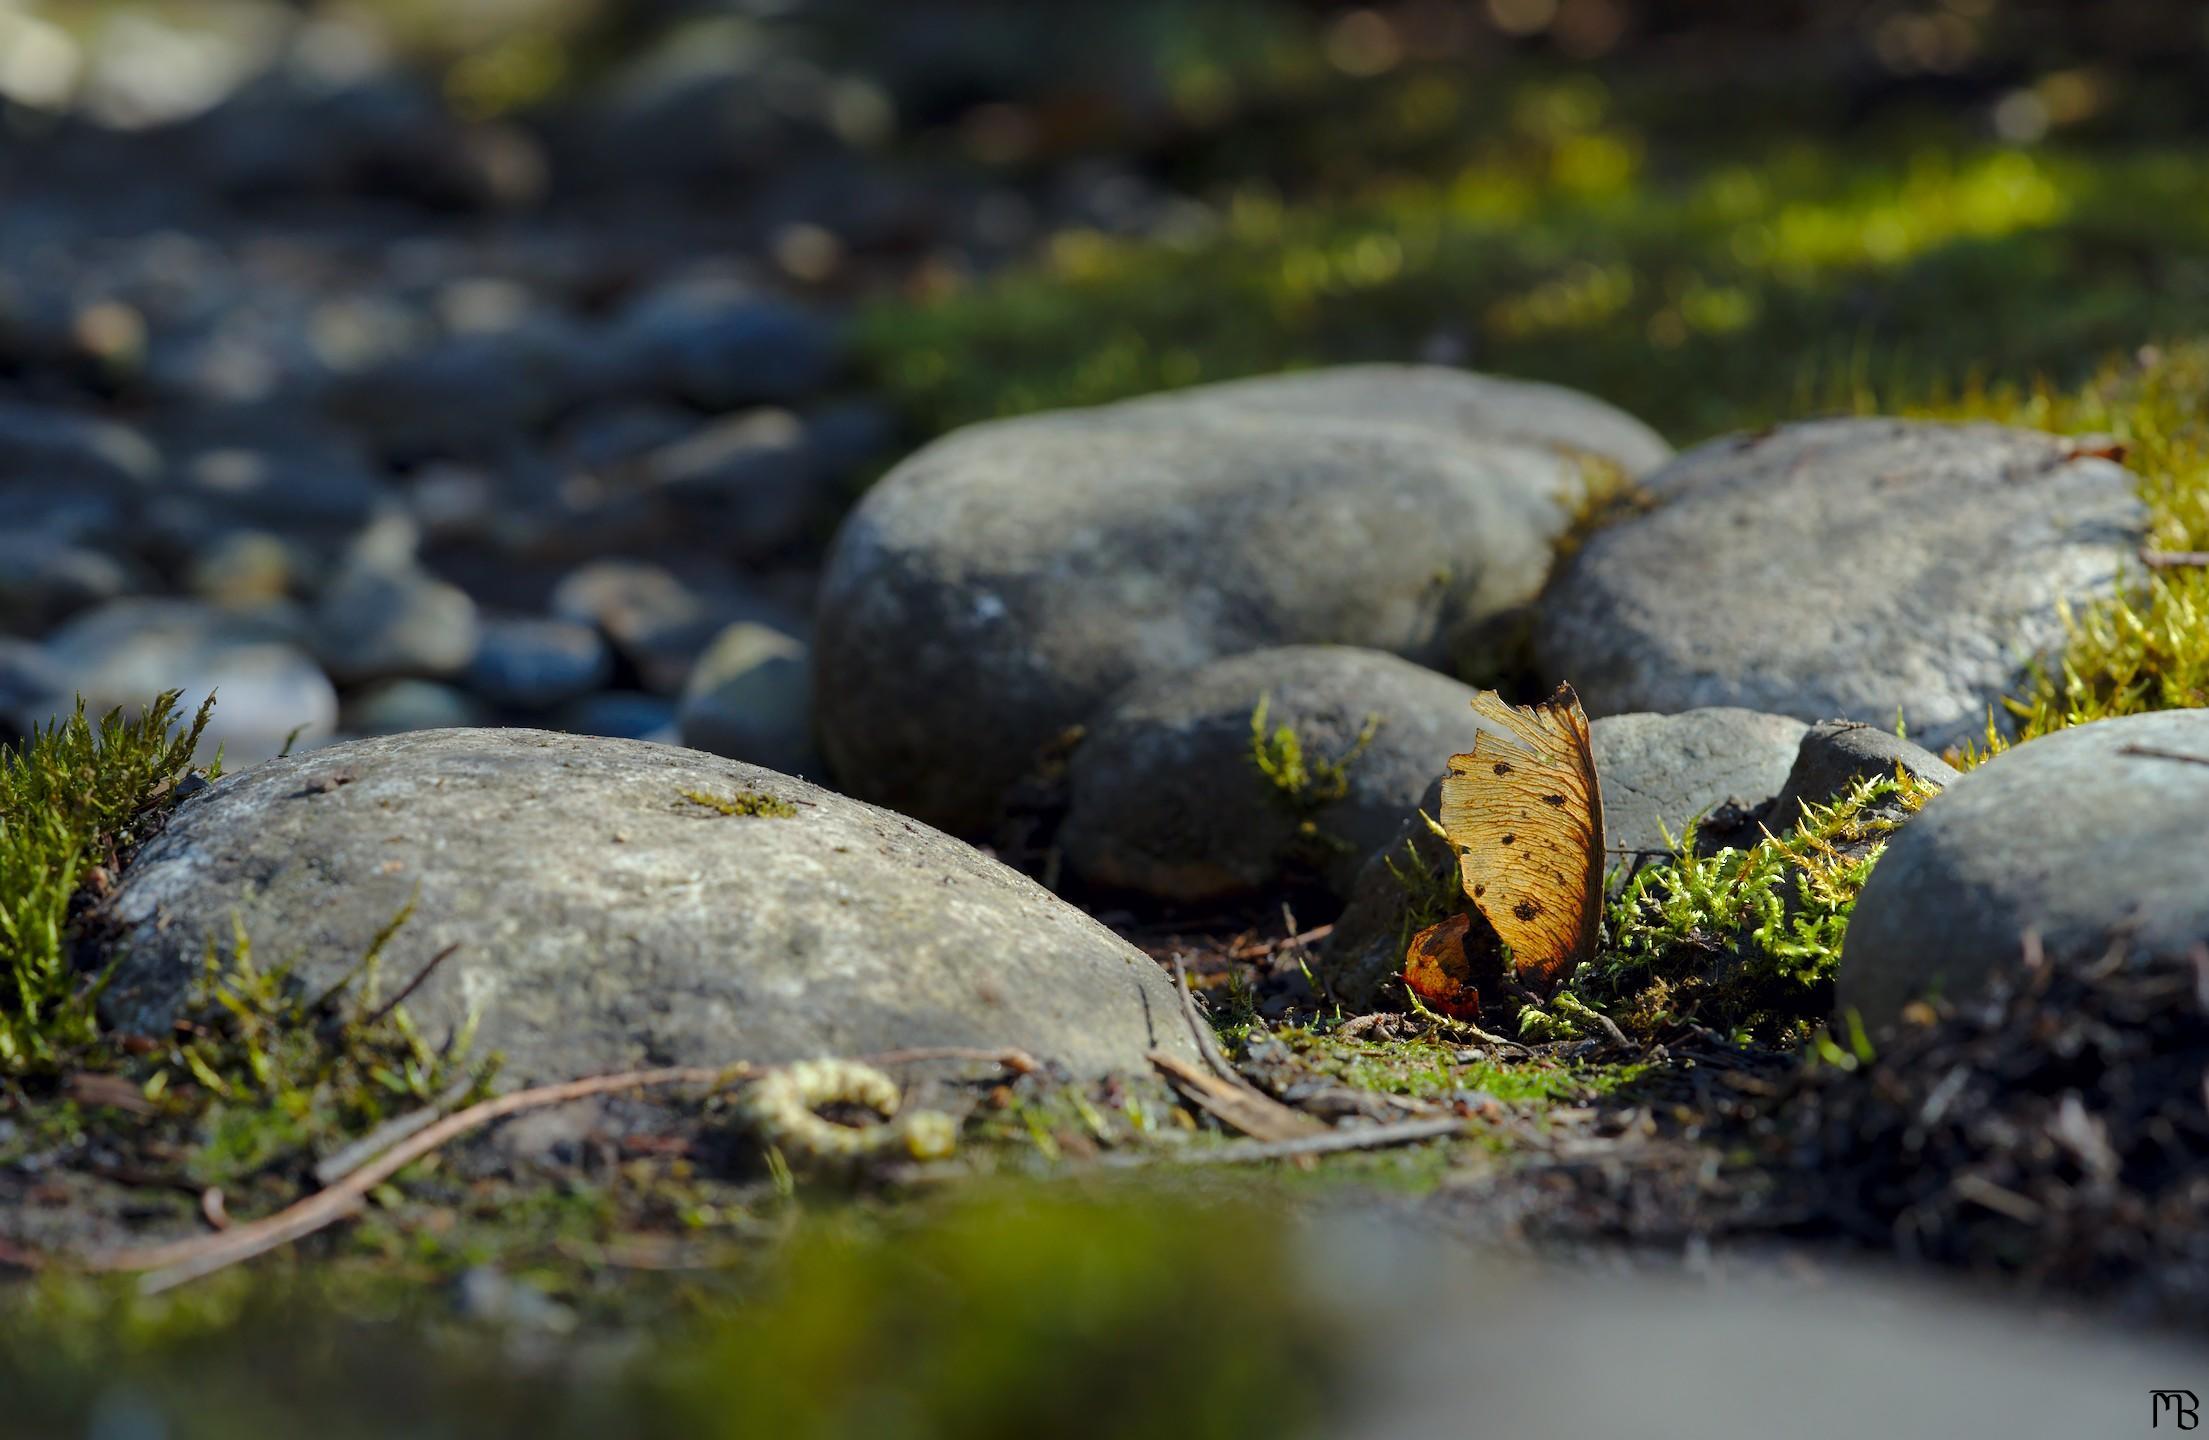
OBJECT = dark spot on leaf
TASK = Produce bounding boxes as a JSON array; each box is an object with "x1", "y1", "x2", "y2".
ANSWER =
[
  {"x1": 1513, "y1": 899, "x2": 1539, "y2": 921},
  {"x1": 1500, "y1": 833, "x2": 1515, "y2": 845},
  {"x1": 1493, "y1": 761, "x2": 1514, "y2": 776},
  {"x1": 1473, "y1": 884, "x2": 1485, "y2": 898},
  {"x1": 1541, "y1": 793, "x2": 1567, "y2": 807}
]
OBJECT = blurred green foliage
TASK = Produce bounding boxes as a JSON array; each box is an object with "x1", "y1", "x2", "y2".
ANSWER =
[
  {"x1": 861, "y1": 96, "x2": 2209, "y2": 444},
  {"x1": 2, "y1": 1186, "x2": 1341, "y2": 1440}
]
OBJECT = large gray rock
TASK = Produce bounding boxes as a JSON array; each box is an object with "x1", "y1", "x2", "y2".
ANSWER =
[
  {"x1": 1838, "y1": 709, "x2": 2209, "y2": 1032},
  {"x1": 1059, "y1": 646, "x2": 1496, "y2": 903},
  {"x1": 677, "y1": 621, "x2": 819, "y2": 777},
  {"x1": 1322, "y1": 707, "x2": 1810, "y2": 1009},
  {"x1": 817, "y1": 367, "x2": 1668, "y2": 834},
  {"x1": 1532, "y1": 420, "x2": 2146, "y2": 752},
  {"x1": 1113, "y1": 364, "x2": 1672, "y2": 476},
  {"x1": 98, "y1": 729, "x2": 1194, "y2": 1081},
  {"x1": 1763, "y1": 720, "x2": 1959, "y2": 828},
  {"x1": 312, "y1": 560, "x2": 481, "y2": 684},
  {"x1": 40, "y1": 598, "x2": 337, "y2": 763}
]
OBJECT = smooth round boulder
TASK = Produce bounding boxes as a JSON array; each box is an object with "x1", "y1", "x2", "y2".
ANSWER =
[
  {"x1": 1838, "y1": 709, "x2": 2209, "y2": 1032},
  {"x1": 1059, "y1": 646, "x2": 1495, "y2": 903},
  {"x1": 817, "y1": 367, "x2": 1669, "y2": 834},
  {"x1": 1762, "y1": 720, "x2": 1958, "y2": 828},
  {"x1": 1322, "y1": 707, "x2": 1810, "y2": 1010},
  {"x1": 677, "y1": 621, "x2": 819, "y2": 778},
  {"x1": 1532, "y1": 419, "x2": 2147, "y2": 752},
  {"x1": 97, "y1": 729, "x2": 1194, "y2": 1081},
  {"x1": 1111, "y1": 364, "x2": 1672, "y2": 477},
  {"x1": 40, "y1": 598, "x2": 337, "y2": 763}
]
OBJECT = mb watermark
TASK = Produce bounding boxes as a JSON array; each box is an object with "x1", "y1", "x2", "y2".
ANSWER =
[{"x1": 2153, "y1": 1390, "x2": 2199, "y2": 1429}]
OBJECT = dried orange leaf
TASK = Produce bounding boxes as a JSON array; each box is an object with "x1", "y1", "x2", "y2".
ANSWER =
[{"x1": 1436, "y1": 683, "x2": 1605, "y2": 990}]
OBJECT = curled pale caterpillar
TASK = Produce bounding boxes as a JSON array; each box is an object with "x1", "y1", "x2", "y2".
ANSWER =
[{"x1": 738, "y1": 1058, "x2": 958, "y2": 1164}]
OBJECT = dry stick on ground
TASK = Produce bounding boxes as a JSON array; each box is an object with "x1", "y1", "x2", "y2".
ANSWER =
[
  {"x1": 357, "y1": 942, "x2": 462, "y2": 1029},
  {"x1": 1148, "y1": 1050, "x2": 1326, "y2": 1142},
  {"x1": 2118, "y1": 743, "x2": 2209, "y2": 767},
  {"x1": 95, "y1": 1063, "x2": 757, "y2": 1295},
  {"x1": 91, "y1": 1046, "x2": 1039, "y2": 1295},
  {"x1": 1170, "y1": 954, "x2": 1251, "y2": 1087},
  {"x1": 1102, "y1": 1114, "x2": 1464, "y2": 1169},
  {"x1": 2140, "y1": 548, "x2": 2209, "y2": 570}
]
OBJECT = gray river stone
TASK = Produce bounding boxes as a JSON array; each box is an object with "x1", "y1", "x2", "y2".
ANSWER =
[
  {"x1": 1531, "y1": 419, "x2": 2147, "y2": 752},
  {"x1": 98, "y1": 728, "x2": 1194, "y2": 1082},
  {"x1": 817, "y1": 366, "x2": 1665, "y2": 835},
  {"x1": 1838, "y1": 709, "x2": 2209, "y2": 1032},
  {"x1": 1059, "y1": 646, "x2": 1496, "y2": 902}
]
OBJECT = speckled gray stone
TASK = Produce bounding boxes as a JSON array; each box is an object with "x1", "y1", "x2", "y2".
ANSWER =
[
  {"x1": 818, "y1": 367, "x2": 1668, "y2": 835},
  {"x1": 1532, "y1": 419, "x2": 2147, "y2": 752},
  {"x1": 41, "y1": 598, "x2": 337, "y2": 763},
  {"x1": 1321, "y1": 707, "x2": 1810, "y2": 1010},
  {"x1": 1765, "y1": 720, "x2": 1958, "y2": 827},
  {"x1": 1059, "y1": 646, "x2": 1496, "y2": 903},
  {"x1": 1838, "y1": 709, "x2": 2209, "y2": 1032},
  {"x1": 1110, "y1": 364, "x2": 1673, "y2": 476},
  {"x1": 98, "y1": 729, "x2": 1194, "y2": 1082}
]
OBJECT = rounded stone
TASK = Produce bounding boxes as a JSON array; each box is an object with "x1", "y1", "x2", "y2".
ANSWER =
[
  {"x1": 1532, "y1": 419, "x2": 2147, "y2": 752},
  {"x1": 613, "y1": 277, "x2": 840, "y2": 409},
  {"x1": 1762, "y1": 720, "x2": 1959, "y2": 829},
  {"x1": 341, "y1": 678, "x2": 488, "y2": 736},
  {"x1": 818, "y1": 367, "x2": 1664, "y2": 835},
  {"x1": 1059, "y1": 646, "x2": 1495, "y2": 903},
  {"x1": 465, "y1": 617, "x2": 614, "y2": 711},
  {"x1": 313, "y1": 562, "x2": 481, "y2": 684},
  {"x1": 0, "y1": 537, "x2": 136, "y2": 634},
  {"x1": 554, "y1": 690, "x2": 681, "y2": 744},
  {"x1": 677, "y1": 622, "x2": 817, "y2": 777},
  {"x1": 97, "y1": 729, "x2": 1196, "y2": 1081},
  {"x1": 40, "y1": 599, "x2": 338, "y2": 764},
  {"x1": 1111, "y1": 364, "x2": 1672, "y2": 476},
  {"x1": 1838, "y1": 709, "x2": 2209, "y2": 1032},
  {"x1": 1321, "y1": 706, "x2": 1811, "y2": 1010}
]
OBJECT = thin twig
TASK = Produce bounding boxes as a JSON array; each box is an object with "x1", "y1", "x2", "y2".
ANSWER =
[
  {"x1": 93, "y1": 1063, "x2": 758, "y2": 1293},
  {"x1": 1171, "y1": 955, "x2": 1245, "y2": 1086},
  {"x1": 93, "y1": 1046, "x2": 1040, "y2": 1292},
  {"x1": 1103, "y1": 1115, "x2": 1465, "y2": 1168},
  {"x1": 2140, "y1": 548, "x2": 2209, "y2": 570},
  {"x1": 358, "y1": 943, "x2": 461, "y2": 1030},
  {"x1": 858, "y1": 1045, "x2": 1040, "y2": 1072},
  {"x1": 1149, "y1": 1050, "x2": 1326, "y2": 1142},
  {"x1": 2118, "y1": 743, "x2": 2209, "y2": 767},
  {"x1": 1225, "y1": 922, "x2": 1335, "y2": 962},
  {"x1": 313, "y1": 1075, "x2": 477, "y2": 1187}
]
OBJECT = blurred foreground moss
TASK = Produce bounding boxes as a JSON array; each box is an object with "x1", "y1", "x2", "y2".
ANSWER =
[{"x1": 1, "y1": 1185, "x2": 1342, "y2": 1440}]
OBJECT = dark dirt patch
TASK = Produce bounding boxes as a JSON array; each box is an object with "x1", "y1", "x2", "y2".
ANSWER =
[{"x1": 1448, "y1": 940, "x2": 2209, "y2": 1327}]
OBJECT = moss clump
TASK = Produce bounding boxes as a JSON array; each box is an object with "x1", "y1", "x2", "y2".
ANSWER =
[
  {"x1": 681, "y1": 788, "x2": 799, "y2": 819},
  {"x1": 155, "y1": 906, "x2": 497, "y2": 1189},
  {"x1": 1248, "y1": 694, "x2": 1384, "y2": 864},
  {"x1": 0, "y1": 693, "x2": 216, "y2": 1072},
  {"x1": 1276, "y1": 1025, "x2": 1645, "y2": 1109},
  {"x1": 1522, "y1": 769, "x2": 1941, "y2": 1043}
]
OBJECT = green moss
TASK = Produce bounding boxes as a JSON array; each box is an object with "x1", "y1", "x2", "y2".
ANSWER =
[
  {"x1": 1, "y1": 1186, "x2": 1345, "y2": 1439},
  {"x1": 153, "y1": 905, "x2": 498, "y2": 1190},
  {"x1": 1524, "y1": 769, "x2": 1941, "y2": 1042},
  {"x1": 681, "y1": 788, "x2": 799, "y2": 819},
  {"x1": 0, "y1": 693, "x2": 215, "y2": 1072},
  {"x1": 860, "y1": 121, "x2": 2209, "y2": 445},
  {"x1": 1247, "y1": 694, "x2": 1383, "y2": 865},
  {"x1": 1280, "y1": 1025, "x2": 1645, "y2": 1108}
]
